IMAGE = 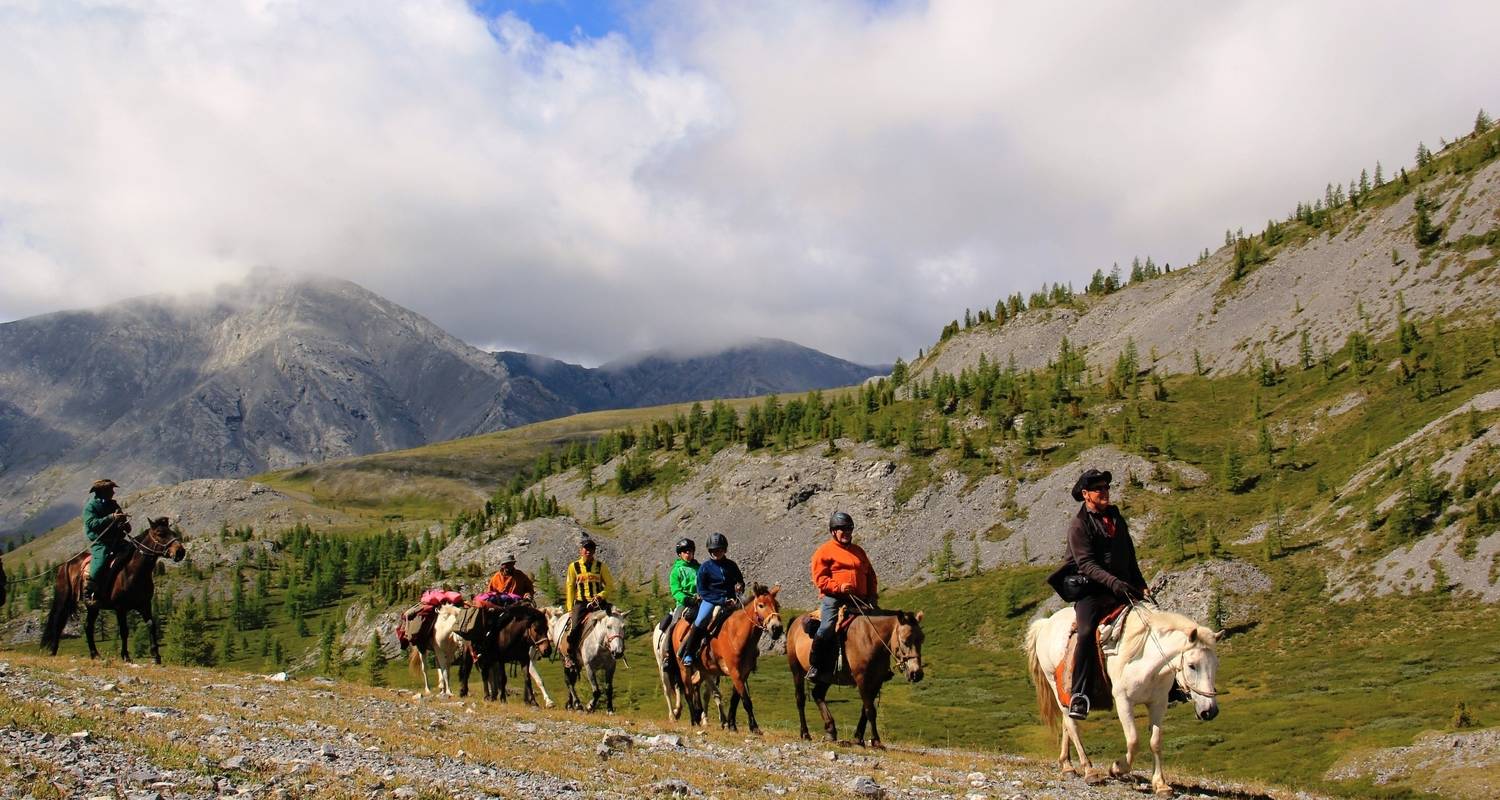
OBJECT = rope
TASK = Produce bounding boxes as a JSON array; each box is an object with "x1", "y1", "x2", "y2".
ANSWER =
[
  {"x1": 1126, "y1": 598, "x2": 1219, "y2": 698},
  {"x1": 847, "y1": 595, "x2": 912, "y2": 669}
]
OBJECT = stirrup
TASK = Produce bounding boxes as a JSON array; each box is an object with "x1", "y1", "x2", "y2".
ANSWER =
[{"x1": 1067, "y1": 695, "x2": 1091, "y2": 720}]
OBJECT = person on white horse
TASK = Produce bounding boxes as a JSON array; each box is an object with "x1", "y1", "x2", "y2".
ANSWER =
[
  {"x1": 677, "y1": 532, "x2": 744, "y2": 666},
  {"x1": 655, "y1": 538, "x2": 699, "y2": 664},
  {"x1": 1050, "y1": 468, "x2": 1154, "y2": 720},
  {"x1": 562, "y1": 538, "x2": 613, "y2": 671}
]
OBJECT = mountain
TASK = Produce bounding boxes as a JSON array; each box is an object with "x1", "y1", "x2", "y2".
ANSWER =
[
  {"x1": 0, "y1": 277, "x2": 886, "y2": 539},
  {"x1": 495, "y1": 338, "x2": 886, "y2": 414},
  {"x1": 0, "y1": 273, "x2": 565, "y2": 537}
]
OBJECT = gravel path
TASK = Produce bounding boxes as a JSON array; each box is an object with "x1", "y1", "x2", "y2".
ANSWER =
[{"x1": 0, "y1": 654, "x2": 1315, "y2": 800}]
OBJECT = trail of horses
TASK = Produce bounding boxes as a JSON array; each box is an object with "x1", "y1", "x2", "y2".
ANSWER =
[{"x1": 0, "y1": 653, "x2": 1306, "y2": 799}]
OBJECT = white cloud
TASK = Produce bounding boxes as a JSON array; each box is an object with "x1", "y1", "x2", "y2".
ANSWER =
[{"x1": 1, "y1": 0, "x2": 1497, "y2": 364}]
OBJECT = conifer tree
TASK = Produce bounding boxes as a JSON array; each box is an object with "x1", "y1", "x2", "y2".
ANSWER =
[
  {"x1": 1476, "y1": 109, "x2": 1493, "y2": 136},
  {"x1": 364, "y1": 632, "x2": 387, "y2": 686}
]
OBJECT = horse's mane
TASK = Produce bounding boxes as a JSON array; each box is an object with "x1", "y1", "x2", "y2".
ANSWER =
[{"x1": 1120, "y1": 607, "x2": 1209, "y2": 662}]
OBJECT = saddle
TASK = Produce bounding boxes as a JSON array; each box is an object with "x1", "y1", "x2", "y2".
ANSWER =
[
  {"x1": 77, "y1": 547, "x2": 132, "y2": 595},
  {"x1": 802, "y1": 606, "x2": 857, "y2": 678},
  {"x1": 1053, "y1": 604, "x2": 1128, "y2": 707}
]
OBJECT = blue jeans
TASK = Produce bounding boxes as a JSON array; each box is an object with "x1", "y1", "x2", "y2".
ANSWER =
[
  {"x1": 693, "y1": 601, "x2": 717, "y2": 627},
  {"x1": 815, "y1": 595, "x2": 842, "y2": 640}
]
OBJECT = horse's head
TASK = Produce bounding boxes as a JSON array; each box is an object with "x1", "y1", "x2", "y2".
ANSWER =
[
  {"x1": 1180, "y1": 626, "x2": 1222, "y2": 721},
  {"x1": 521, "y1": 608, "x2": 552, "y2": 657},
  {"x1": 146, "y1": 517, "x2": 186, "y2": 562},
  {"x1": 893, "y1": 610, "x2": 926, "y2": 683},
  {"x1": 600, "y1": 611, "x2": 627, "y2": 660},
  {"x1": 748, "y1": 584, "x2": 783, "y2": 641}
]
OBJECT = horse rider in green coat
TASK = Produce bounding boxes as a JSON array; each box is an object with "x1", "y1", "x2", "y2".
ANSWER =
[
  {"x1": 82, "y1": 479, "x2": 129, "y2": 607},
  {"x1": 656, "y1": 538, "x2": 699, "y2": 660}
]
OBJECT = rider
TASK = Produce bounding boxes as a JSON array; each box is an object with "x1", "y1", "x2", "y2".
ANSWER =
[
  {"x1": 486, "y1": 552, "x2": 535, "y2": 602},
  {"x1": 656, "y1": 538, "x2": 699, "y2": 655},
  {"x1": 805, "y1": 511, "x2": 877, "y2": 684},
  {"x1": 563, "y1": 537, "x2": 613, "y2": 670},
  {"x1": 82, "y1": 479, "x2": 128, "y2": 608},
  {"x1": 1063, "y1": 468, "x2": 1149, "y2": 720},
  {"x1": 679, "y1": 532, "x2": 743, "y2": 666}
]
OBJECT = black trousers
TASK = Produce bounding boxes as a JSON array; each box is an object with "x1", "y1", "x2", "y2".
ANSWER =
[
  {"x1": 566, "y1": 598, "x2": 612, "y2": 655},
  {"x1": 1071, "y1": 593, "x2": 1120, "y2": 707}
]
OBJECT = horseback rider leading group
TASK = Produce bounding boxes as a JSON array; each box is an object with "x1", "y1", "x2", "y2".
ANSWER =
[
  {"x1": 1059, "y1": 468, "x2": 1150, "y2": 720},
  {"x1": 806, "y1": 510, "x2": 877, "y2": 684},
  {"x1": 562, "y1": 538, "x2": 613, "y2": 670},
  {"x1": 678, "y1": 532, "x2": 743, "y2": 666},
  {"x1": 82, "y1": 479, "x2": 129, "y2": 608}
]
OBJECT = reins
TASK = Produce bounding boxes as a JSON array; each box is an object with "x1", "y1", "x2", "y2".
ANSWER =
[
  {"x1": 1126, "y1": 599, "x2": 1220, "y2": 698},
  {"x1": 848, "y1": 595, "x2": 920, "y2": 674}
]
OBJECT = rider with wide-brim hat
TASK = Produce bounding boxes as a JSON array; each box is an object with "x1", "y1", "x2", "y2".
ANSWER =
[
  {"x1": 486, "y1": 552, "x2": 535, "y2": 602},
  {"x1": 806, "y1": 511, "x2": 877, "y2": 683},
  {"x1": 82, "y1": 479, "x2": 128, "y2": 608},
  {"x1": 1059, "y1": 468, "x2": 1149, "y2": 720}
]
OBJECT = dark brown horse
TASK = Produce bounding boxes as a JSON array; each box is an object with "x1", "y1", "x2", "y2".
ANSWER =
[
  {"x1": 457, "y1": 605, "x2": 553, "y2": 703},
  {"x1": 42, "y1": 517, "x2": 186, "y2": 663},
  {"x1": 669, "y1": 584, "x2": 784, "y2": 733},
  {"x1": 786, "y1": 606, "x2": 925, "y2": 748}
]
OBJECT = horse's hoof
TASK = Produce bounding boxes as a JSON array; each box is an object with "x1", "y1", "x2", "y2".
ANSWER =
[
  {"x1": 836, "y1": 740, "x2": 853, "y2": 748},
  {"x1": 1084, "y1": 769, "x2": 1108, "y2": 785},
  {"x1": 1153, "y1": 784, "x2": 1174, "y2": 797},
  {"x1": 869, "y1": 741, "x2": 886, "y2": 751},
  {"x1": 1060, "y1": 766, "x2": 1078, "y2": 778},
  {"x1": 799, "y1": 732, "x2": 812, "y2": 741},
  {"x1": 1110, "y1": 762, "x2": 1129, "y2": 778}
]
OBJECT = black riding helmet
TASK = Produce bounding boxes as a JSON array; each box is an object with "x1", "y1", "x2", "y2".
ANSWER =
[
  {"x1": 675, "y1": 537, "x2": 695, "y2": 555},
  {"x1": 829, "y1": 511, "x2": 854, "y2": 532},
  {"x1": 706, "y1": 532, "x2": 729, "y2": 551}
]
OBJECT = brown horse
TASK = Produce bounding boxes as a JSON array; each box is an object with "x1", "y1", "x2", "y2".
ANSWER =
[
  {"x1": 42, "y1": 516, "x2": 186, "y2": 663},
  {"x1": 786, "y1": 606, "x2": 925, "y2": 748},
  {"x1": 456, "y1": 605, "x2": 553, "y2": 703},
  {"x1": 669, "y1": 584, "x2": 784, "y2": 733}
]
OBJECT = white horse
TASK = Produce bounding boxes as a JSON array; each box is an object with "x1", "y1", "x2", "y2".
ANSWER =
[
  {"x1": 547, "y1": 606, "x2": 627, "y2": 713},
  {"x1": 1025, "y1": 604, "x2": 1221, "y2": 795},
  {"x1": 412, "y1": 605, "x2": 467, "y2": 697}
]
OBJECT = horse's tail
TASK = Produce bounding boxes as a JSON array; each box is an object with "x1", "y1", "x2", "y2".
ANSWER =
[
  {"x1": 407, "y1": 646, "x2": 425, "y2": 682},
  {"x1": 1025, "y1": 618, "x2": 1061, "y2": 733},
  {"x1": 41, "y1": 566, "x2": 76, "y2": 654}
]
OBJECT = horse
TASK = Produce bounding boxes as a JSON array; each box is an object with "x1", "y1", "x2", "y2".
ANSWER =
[
  {"x1": 41, "y1": 516, "x2": 186, "y2": 663},
  {"x1": 664, "y1": 584, "x2": 783, "y2": 733},
  {"x1": 455, "y1": 605, "x2": 554, "y2": 704},
  {"x1": 411, "y1": 604, "x2": 468, "y2": 697},
  {"x1": 785, "y1": 604, "x2": 925, "y2": 748},
  {"x1": 1025, "y1": 603, "x2": 1221, "y2": 795},
  {"x1": 651, "y1": 615, "x2": 696, "y2": 720},
  {"x1": 546, "y1": 606, "x2": 626, "y2": 712}
]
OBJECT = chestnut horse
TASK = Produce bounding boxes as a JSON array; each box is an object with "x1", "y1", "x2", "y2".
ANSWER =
[
  {"x1": 456, "y1": 605, "x2": 553, "y2": 703},
  {"x1": 669, "y1": 584, "x2": 784, "y2": 733},
  {"x1": 785, "y1": 604, "x2": 925, "y2": 748},
  {"x1": 41, "y1": 516, "x2": 186, "y2": 663}
]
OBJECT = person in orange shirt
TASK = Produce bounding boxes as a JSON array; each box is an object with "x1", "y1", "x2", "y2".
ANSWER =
[
  {"x1": 805, "y1": 511, "x2": 877, "y2": 683},
  {"x1": 485, "y1": 553, "x2": 535, "y2": 602}
]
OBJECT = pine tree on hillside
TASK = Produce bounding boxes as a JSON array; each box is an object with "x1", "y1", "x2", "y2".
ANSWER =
[
  {"x1": 164, "y1": 597, "x2": 216, "y2": 667},
  {"x1": 1476, "y1": 109, "x2": 1493, "y2": 136},
  {"x1": 364, "y1": 632, "x2": 386, "y2": 687}
]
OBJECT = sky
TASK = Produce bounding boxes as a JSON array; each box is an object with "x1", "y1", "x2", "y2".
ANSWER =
[{"x1": 1, "y1": 1, "x2": 1497, "y2": 366}]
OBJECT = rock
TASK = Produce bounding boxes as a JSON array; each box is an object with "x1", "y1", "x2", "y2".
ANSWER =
[
  {"x1": 265, "y1": 672, "x2": 289, "y2": 682},
  {"x1": 69, "y1": 730, "x2": 92, "y2": 740},
  {"x1": 762, "y1": 785, "x2": 787, "y2": 797},
  {"x1": 125, "y1": 792, "x2": 161, "y2": 800},
  {"x1": 600, "y1": 730, "x2": 633, "y2": 750},
  {"x1": 823, "y1": 751, "x2": 838, "y2": 761},
  {"x1": 513, "y1": 723, "x2": 538, "y2": 734},
  {"x1": 647, "y1": 733, "x2": 684, "y2": 748},
  {"x1": 319, "y1": 744, "x2": 337, "y2": 759},
  {"x1": 652, "y1": 779, "x2": 693, "y2": 796},
  {"x1": 965, "y1": 794, "x2": 989, "y2": 800},
  {"x1": 846, "y1": 776, "x2": 885, "y2": 799},
  {"x1": 967, "y1": 772, "x2": 987, "y2": 784},
  {"x1": 393, "y1": 788, "x2": 418, "y2": 799},
  {"x1": 221, "y1": 755, "x2": 248, "y2": 771},
  {"x1": 594, "y1": 743, "x2": 613, "y2": 760},
  {"x1": 101, "y1": 683, "x2": 117, "y2": 692}
]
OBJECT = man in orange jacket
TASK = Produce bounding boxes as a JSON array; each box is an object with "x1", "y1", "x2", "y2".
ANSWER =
[{"x1": 806, "y1": 511, "x2": 877, "y2": 683}]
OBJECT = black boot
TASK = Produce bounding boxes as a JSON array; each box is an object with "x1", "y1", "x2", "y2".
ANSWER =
[
  {"x1": 806, "y1": 636, "x2": 835, "y2": 684},
  {"x1": 83, "y1": 577, "x2": 99, "y2": 609},
  {"x1": 1067, "y1": 694, "x2": 1091, "y2": 720},
  {"x1": 678, "y1": 625, "x2": 704, "y2": 665}
]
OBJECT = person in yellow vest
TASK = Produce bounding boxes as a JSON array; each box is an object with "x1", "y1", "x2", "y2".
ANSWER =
[{"x1": 563, "y1": 538, "x2": 613, "y2": 670}]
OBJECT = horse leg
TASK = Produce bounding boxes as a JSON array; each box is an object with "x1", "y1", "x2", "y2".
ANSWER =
[
  {"x1": 1062, "y1": 715, "x2": 1101, "y2": 784},
  {"x1": 1058, "y1": 724, "x2": 1076, "y2": 777},
  {"x1": 727, "y1": 681, "x2": 741, "y2": 731},
  {"x1": 861, "y1": 684, "x2": 884, "y2": 750},
  {"x1": 457, "y1": 652, "x2": 471, "y2": 698},
  {"x1": 1111, "y1": 697, "x2": 1140, "y2": 781},
  {"x1": 143, "y1": 606, "x2": 162, "y2": 665},
  {"x1": 586, "y1": 665, "x2": 601, "y2": 713},
  {"x1": 733, "y1": 674, "x2": 760, "y2": 735},
  {"x1": 115, "y1": 608, "x2": 131, "y2": 661},
  {"x1": 497, "y1": 661, "x2": 509, "y2": 703},
  {"x1": 604, "y1": 662, "x2": 616, "y2": 714},
  {"x1": 811, "y1": 681, "x2": 838, "y2": 742},
  {"x1": 85, "y1": 606, "x2": 100, "y2": 659},
  {"x1": 1147, "y1": 699, "x2": 1171, "y2": 796},
  {"x1": 529, "y1": 660, "x2": 555, "y2": 708},
  {"x1": 793, "y1": 667, "x2": 812, "y2": 740}
]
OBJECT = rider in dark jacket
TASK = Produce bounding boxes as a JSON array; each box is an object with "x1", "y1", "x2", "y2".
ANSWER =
[
  {"x1": 1064, "y1": 468, "x2": 1148, "y2": 720},
  {"x1": 678, "y1": 532, "x2": 743, "y2": 666}
]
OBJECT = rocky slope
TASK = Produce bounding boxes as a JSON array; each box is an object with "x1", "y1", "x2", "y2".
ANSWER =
[{"x1": 912, "y1": 157, "x2": 1500, "y2": 383}]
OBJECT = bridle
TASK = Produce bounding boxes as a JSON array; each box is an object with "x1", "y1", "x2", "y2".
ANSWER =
[
  {"x1": 746, "y1": 597, "x2": 782, "y2": 638},
  {"x1": 1129, "y1": 600, "x2": 1219, "y2": 698},
  {"x1": 849, "y1": 595, "x2": 922, "y2": 675},
  {"x1": 129, "y1": 525, "x2": 182, "y2": 559}
]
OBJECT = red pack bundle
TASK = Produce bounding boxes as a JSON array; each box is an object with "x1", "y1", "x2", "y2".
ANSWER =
[{"x1": 420, "y1": 588, "x2": 464, "y2": 607}]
